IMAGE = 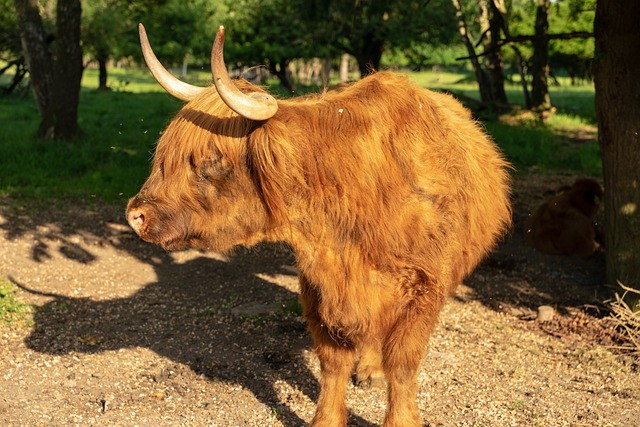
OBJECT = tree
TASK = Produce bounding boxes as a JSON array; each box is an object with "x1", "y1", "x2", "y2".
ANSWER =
[
  {"x1": 313, "y1": 0, "x2": 458, "y2": 78},
  {"x1": 593, "y1": 0, "x2": 640, "y2": 288},
  {"x1": 481, "y1": 0, "x2": 508, "y2": 108},
  {"x1": 0, "y1": 0, "x2": 28, "y2": 94},
  {"x1": 13, "y1": 0, "x2": 82, "y2": 140},
  {"x1": 451, "y1": 0, "x2": 508, "y2": 110},
  {"x1": 548, "y1": 0, "x2": 595, "y2": 85},
  {"x1": 225, "y1": 0, "x2": 315, "y2": 92},
  {"x1": 83, "y1": 0, "x2": 130, "y2": 90},
  {"x1": 453, "y1": 0, "x2": 595, "y2": 112},
  {"x1": 529, "y1": 0, "x2": 551, "y2": 112}
]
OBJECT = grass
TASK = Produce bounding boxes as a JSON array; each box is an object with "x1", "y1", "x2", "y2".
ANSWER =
[
  {"x1": 0, "y1": 278, "x2": 32, "y2": 328},
  {"x1": 0, "y1": 68, "x2": 601, "y2": 205},
  {"x1": 1, "y1": 71, "x2": 182, "y2": 204},
  {"x1": 409, "y1": 70, "x2": 601, "y2": 175},
  {"x1": 484, "y1": 121, "x2": 601, "y2": 175}
]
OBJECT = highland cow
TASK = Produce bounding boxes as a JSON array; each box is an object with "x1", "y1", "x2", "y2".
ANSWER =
[
  {"x1": 126, "y1": 24, "x2": 511, "y2": 427},
  {"x1": 525, "y1": 178, "x2": 603, "y2": 257}
]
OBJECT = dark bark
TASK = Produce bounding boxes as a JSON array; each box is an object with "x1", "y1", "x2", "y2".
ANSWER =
[
  {"x1": 12, "y1": 0, "x2": 83, "y2": 140},
  {"x1": 530, "y1": 0, "x2": 551, "y2": 112},
  {"x1": 98, "y1": 57, "x2": 108, "y2": 90},
  {"x1": 483, "y1": 0, "x2": 508, "y2": 109},
  {"x1": 0, "y1": 59, "x2": 29, "y2": 94},
  {"x1": 593, "y1": 0, "x2": 640, "y2": 287},
  {"x1": 268, "y1": 60, "x2": 295, "y2": 94},
  {"x1": 352, "y1": 32, "x2": 384, "y2": 77},
  {"x1": 52, "y1": 0, "x2": 83, "y2": 139},
  {"x1": 353, "y1": 49, "x2": 382, "y2": 77},
  {"x1": 13, "y1": 0, "x2": 53, "y2": 127},
  {"x1": 456, "y1": 32, "x2": 594, "y2": 61},
  {"x1": 491, "y1": 0, "x2": 531, "y2": 109}
]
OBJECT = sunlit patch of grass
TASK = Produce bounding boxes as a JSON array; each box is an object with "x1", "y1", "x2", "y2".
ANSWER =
[
  {"x1": 546, "y1": 112, "x2": 595, "y2": 130},
  {"x1": 81, "y1": 67, "x2": 213, "y2": 93},
  {"x1": 0, "y1": 88, "x2": 180, "y2": 204},
  {"x1": 0, "y1": 278, "x2": 32, "y2": 328}
]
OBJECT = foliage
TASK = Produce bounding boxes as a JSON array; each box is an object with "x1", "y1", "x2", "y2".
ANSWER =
[
  {"x1": 501, "y1": 0, "x2": 595, "y2": 81},
  {"x1": 548, "y1": 0, "x2": 595, "y2": 82},
  {"x1": 83, "y1": 0, "x2": 132, "y2": 64},
  {"x1": 83, "y1": 0, "x2": 224, "y2": 78},
  {"x1": 309, "y1": 0, "x2": 460, "y2": 72},
  {"x1": 223, "y1": 0, "x2": 460, "y2": 74},
  {"x1": 452, "y1": 0, "x2": 595, "y2": 99},
  {"x1": 0, "y1": 0, "x2": 20, "y2": 59},
  {"x1": 139, "y1": 0, "x2": 220, "y2": 66},
  {"x1": 224, "y1": 0, "x2": 315, "y2": 67}
]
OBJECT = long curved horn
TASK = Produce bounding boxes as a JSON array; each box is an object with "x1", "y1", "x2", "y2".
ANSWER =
[
  {"x1": 139, "y1": 23, "x2": 206, "y2": 101},
  {"x1": 211, "y1": 26, "x2": 278, "y2": 121}
]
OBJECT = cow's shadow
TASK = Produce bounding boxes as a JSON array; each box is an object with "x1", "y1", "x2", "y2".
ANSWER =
[{"x1": 18, "y1": 240, "x2": 375, "y2": 426}]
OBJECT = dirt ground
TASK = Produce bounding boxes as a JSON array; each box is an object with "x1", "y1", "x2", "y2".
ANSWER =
[{"x1": 0, "y1": 173, "x2": 638, "y2": 427}]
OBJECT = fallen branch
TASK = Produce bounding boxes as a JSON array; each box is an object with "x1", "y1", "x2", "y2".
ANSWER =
[{"x1": 607, "y1": 281, "x2": 640, "y2": 353}]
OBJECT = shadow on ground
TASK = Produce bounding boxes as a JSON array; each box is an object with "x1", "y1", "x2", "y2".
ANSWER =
[
  {"x1": 0, "y1": 172, "x2": 611, "y2": 424},
  {"x1": 2, "y1": 200, "x2": 380, "y2": 425}
]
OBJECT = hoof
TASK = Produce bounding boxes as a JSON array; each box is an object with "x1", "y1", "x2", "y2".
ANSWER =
[{"x1": 354, "y1": 373, "x2": 386, "y2": 390}]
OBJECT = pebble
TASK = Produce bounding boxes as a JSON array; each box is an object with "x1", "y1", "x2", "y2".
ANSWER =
[{"x1": 537, "y1": 305, "x2": 555, "y2": 322}]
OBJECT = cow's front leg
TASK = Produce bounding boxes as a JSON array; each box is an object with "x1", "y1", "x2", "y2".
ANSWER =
[
  {"x1": 381, "y1": 279, "x2": 445, "y2": 427},
  {"x1": 300, "y1": 275, "x2": 356, "y2": 427}
]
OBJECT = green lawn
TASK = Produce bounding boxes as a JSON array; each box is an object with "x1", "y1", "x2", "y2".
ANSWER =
[{"x1": 0, "y1": 68, "x2": 601, "y2": 205}]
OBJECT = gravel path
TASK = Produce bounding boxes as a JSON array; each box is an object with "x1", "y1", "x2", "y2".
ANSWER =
[{"x1": 1, "y1": 174, "x2": 638, "y2": 426}]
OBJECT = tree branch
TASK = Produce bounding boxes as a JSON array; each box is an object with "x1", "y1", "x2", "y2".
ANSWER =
[{"x1": 456, "y1": 31, "x2": 594, "y2": 61}]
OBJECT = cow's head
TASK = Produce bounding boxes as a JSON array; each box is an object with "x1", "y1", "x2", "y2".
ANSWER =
[{"x1": 126, "y1": 24, "x2": 280, "y2": 251}]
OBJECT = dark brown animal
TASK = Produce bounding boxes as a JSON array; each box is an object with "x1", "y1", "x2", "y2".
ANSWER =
[
  {"x1": 525, "y1": 178, "x2": 603, "y2": 257},
  {"x1": 126, "y1": 24, "x2": 511, "y2": 427}
]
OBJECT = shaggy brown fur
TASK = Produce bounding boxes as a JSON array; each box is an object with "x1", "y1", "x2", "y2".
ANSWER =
[
  {"x1": 127, "y1": 72, "x2": 511, "y2": 426},
  {"x1": 525, "y1": 178, "x2": 603, "y2": 257}
]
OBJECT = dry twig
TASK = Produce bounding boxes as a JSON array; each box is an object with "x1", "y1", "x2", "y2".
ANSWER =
[{"x1": 607, "y1": 281, "x2": 640, "y2": 353}]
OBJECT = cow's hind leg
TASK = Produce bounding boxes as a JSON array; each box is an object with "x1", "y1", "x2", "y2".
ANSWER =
[
  {"x1": 381, "y1": 277, "x2": 445, "y2": 427},
  {"x1": 355, "y1": 340, "x2": 385, "y2": 389},
  {"x1": 300, "y1": 276, "x2": 356, "y2": 427}
]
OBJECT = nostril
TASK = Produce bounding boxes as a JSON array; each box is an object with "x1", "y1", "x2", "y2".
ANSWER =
[{"x1": 127, "y1": 210, "x2": 146, "y2": 232}]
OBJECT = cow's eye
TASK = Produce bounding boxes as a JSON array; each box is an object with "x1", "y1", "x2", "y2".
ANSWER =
[{"x1": 199, "y1": 157, "x2": 233, "y2": 183}]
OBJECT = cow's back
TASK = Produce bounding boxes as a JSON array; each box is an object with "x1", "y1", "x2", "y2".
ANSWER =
[{"x1": 259, "y1": 72, "x2": 511, "y2": 289}]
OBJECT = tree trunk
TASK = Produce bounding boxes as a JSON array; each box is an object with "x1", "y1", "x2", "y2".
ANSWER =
[
  {"x1": 269, "y1": 60, "x2": 295, "y2": 93},
  {"x1": 98, "y1": 56, "x2": 108, "y2": 90},
  {"x1": 339, "y1": 53, "x2": 350, "y2": 82},
  {"x1": 13, "y1": 0, "x2": 82, "y2": 140},
  {"x1": 451, "y1": 0, "x2": 493, "y2": 104},
  {"x1": 482, "y1": 0, "x2": 508, "y2": 109},
  {"x1": 593, "y1": 0, "x2": 640, "y2": 288},
  {"x1": 530, "y1": 0, "x2": 552, "y2": 112},
  {"x1": 353, "y1": 34, "x2": 383, "y2": 77},
  {"x1": 321, "y1": 58, "x2": 331, "y2": 89},
  {"x1": 453, "y1": 0, "x2": 508, "y2": 110},
  {"x1": 492, "y1": 0, "x2": 531, "y2": 108},
  {"x1": 52, "y1": 0, "x2": 83, "y2": 140},
  {"x1": 13, "y1": 0, "x2": 54, "y2": 133}
]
